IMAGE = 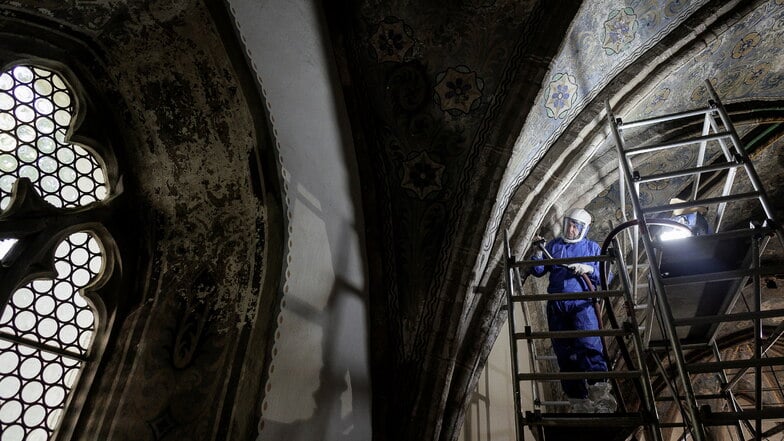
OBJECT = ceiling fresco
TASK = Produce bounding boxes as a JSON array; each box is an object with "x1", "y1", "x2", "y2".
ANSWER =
[
  {"x1": 326, "y1": 0, "x2": 784, "y2": 438},
  {"x1": 336, "y1": 0, "x2": 540, "y2": 321},
  {"x1": 326, "y1": 1, "x2": 587, "y2": 439},
  {"x1": 1, "y1": 0, "x2": 781, "y2": 440},
  {"x1": 582, "y1": 0, "x2": 784, "y2": 242},
  {"x1": 477, "y1": 0, "x2": 710, "y2": 268}
]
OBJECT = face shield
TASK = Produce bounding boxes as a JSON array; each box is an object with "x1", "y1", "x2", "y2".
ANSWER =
[{"x1": 562, "y1": 216, "x2": 589, "y2": 243}]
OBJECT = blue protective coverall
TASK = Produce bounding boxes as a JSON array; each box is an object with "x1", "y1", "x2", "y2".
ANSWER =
[
  {"x1": 531, "y1": 237, "x2": 607, "y2": 399},
  {"x1": 673, "y1": 212, "x2": 711, "y2": 236}
]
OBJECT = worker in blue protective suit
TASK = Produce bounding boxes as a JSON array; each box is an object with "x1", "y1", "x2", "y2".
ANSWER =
[
  {"x1": 530, "y1": 208, "x2": 617, "y2": 413},
  {"x1": 670, "y1": 197, "x2": 711, "y2": 236}
]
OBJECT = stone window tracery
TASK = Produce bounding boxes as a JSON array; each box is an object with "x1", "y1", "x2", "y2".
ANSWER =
[{"x1": 0, "y1": 63, "x2": 115, "y2": 441}]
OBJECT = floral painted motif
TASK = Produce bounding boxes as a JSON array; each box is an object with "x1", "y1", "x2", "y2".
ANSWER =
[
  {"x1": 643, "y1": 88, "x2": 670, "y2": 115},
  {"x1": 731, "y1": 32, "x2": 761, "y2": 59},
  {"x1": 690, "y1": 83, "x2": 707, "y2": 102},
  {"x1": 371, "y1": 18, "x2": 415, "y2": 63},
  {"x1": 743, "y1": 62, "x2": 770, "y2": 85},
  {"x1": 543, "y1": 73, "x2": 577, "y2": 119},
  {"x1": 664, "y1": 0, "x2": 687, "y2": 17},
  {"x1": 433, "y1": 66, "x2": 483, "y2": 114},
  {"x1": 401, "y1": 151, "x2": 445, "y2": 199},
  {"x1": 602, "y1": 8, "x2": 638, "y2": 55}
]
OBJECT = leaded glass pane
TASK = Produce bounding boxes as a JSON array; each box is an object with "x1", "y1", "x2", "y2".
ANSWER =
[
  {"x1": 0, "y1": 64, "x2": 110, "y2": 441},
  {"x1": 0, "y1": 66, "x2": 108, "y2": 210}
]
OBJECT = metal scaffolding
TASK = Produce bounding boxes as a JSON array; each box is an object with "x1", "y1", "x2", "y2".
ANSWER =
[{"x1": 505, "y1": 80, "x2": 784, "y2": 441}]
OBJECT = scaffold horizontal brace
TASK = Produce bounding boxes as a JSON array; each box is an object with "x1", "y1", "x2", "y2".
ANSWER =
[{"x1": 518, "y1": 370, "x2": 642, "y2": 381}]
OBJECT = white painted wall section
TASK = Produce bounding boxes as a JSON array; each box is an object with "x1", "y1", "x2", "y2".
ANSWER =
[{"x1": 226, "y1": 1, "x2": 372, "y2": 440}]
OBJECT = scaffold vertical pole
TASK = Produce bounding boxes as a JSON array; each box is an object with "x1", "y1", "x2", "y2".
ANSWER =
[{"x1": 605, "y1": 100, "x2": 706, "y2": 441}]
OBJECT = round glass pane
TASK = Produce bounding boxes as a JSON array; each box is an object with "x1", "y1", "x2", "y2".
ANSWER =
[
  {"x1": 34, "y1": 78, "x2": 53, "y2": 95},
  {"x1": 17, "y1": 145, "x2": 37, "y2": 163},
  {"x1": 0, "y1": 175, "x2": 15, "y2": 192},
  {"x1": 44, "y1": 385, "x2": 66, "y2": 407},
  {"x1": 21, "y1": 381, "x2": 44, "y2": 403},
  {"x1": 0, "y1": 112, "x2": 15, "y2": 130},
  {"x1": 19, "y1": 165, "x2": 39, "y2": 181},
  {"x1": 34, "y1": 97, "x2": 54, "y2": 115},
  {"x1": 53, "y1": 282, "x2": 72, "y2": 301},
  {"x1": 77, "y1": 176, "x2": 95, "y2": 193},
  {"x1": 37, "y1": 317, "x2": 58, "y2": 339},
  {"x1": 38, "y1": 156, "x2": 58, "y2": 173},
  {"x1": 23, "y1": 404, "x2": 47, "y2": 428},
  {"x1": 42, "y1": 363, "x2": 63, "y2": 385},
  {"x1": 35, "y1": 117, "x2": 55, "y2": 134},
  {"x1": 14, "y1": 104, "x2": 35, "y2": 123},
  {"x1": 0, "y1": 351, "x2": 19, "y2": 374},
  {"x1": 14, "y1": 310, "x2": 36, "y2": 332},
  {"x1": 12, "y1": 288, "x2": 35, "y2": 309},
  {"x1": 47, "y1": 409, "x2": 62, "y2": 431},
  {"x1": 16, "y1": 124, "x2": 35, "y2": 142},
  {"x1": 0, "y1": 154, "x2": 18, "y2": 172},
  {"x1": 52, "y1": 91, "x2": 70, "y2": 108},
  {"x1": 79, "y1": 329, "x2": 94, "y2": 349},
  {"x1": 1, "y1": 425, "x2": 25, "y2": 441},
  {"x1": 70, "y1": 247, "x2": 89, "y2": 266},
  {"x1": 0, "y1": 375, "x2": 21, "y2": 399},
  {"x1": 13, "y1": 85, "x2": 34, "y2": 103},
  {"x1": 34, "y1": 295, "x2": 55, "y2": 316},
  {"x1": 0, "y1": 400, "x2": 22, "y2": 424},
  {"x1": 27, "y1": 428, "x2": 50, "y2": 441},
  {"x1": 41, "y1": 175, "x2": 60, "y2": 192},
  {"x1": 56, "y1": 148, "x2": 74, "y2": 164},
  {"x1": 75, "y1": 157, "x2": 93, "y2": 174},
  {"x1": 71, "y1": 268, "x2": 91, "y2": 288},
  {"x1": 58, "y1": 166, "x2": 76, "y2": 183},
  {"x1": 32, "y1": 279, "x2": 53, "y2": 293},
  {"x1": 19, "y1": 357, "x2": 43, "y2": 380},
  {"x1": 0, "y1": 72, "x2": 13, "y2": 89},
  {"x1": 37, "y1": 136, "x2": 56, "y2": 153},
  {"x1": 54, "y1": 109, "x2": 71, "y2": 126},
  {"x1": 76, "y1": 309, "x2": 94, "y2": 329},
  {"x1": 70, "y1": 232, "x2": 88, "y2": 246},
  {"x1": 59, "y1": 324, "x2": 78, "y2": 344},
  {"x1": 61, "y1": 185, "x2": 78, "y2": 202},
  {"x1": 0, "y1": 93, "x2": 13, "y2": 111},
  {"x1": 89, "y1": 255, "x2": 103, "y2": 273},
  {"x1": 12, "y1": 66, "x2": 34, "y2": 83},
  {"x1": 56, "y1": 303, "x2": 75, "y2": 322},
  {"x1": 0, "y1": 133, "x2": 17, "y2": 151}
]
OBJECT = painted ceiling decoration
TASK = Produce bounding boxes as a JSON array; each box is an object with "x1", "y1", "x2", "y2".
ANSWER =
[
  {"x1": 1, "y1": 0, "x2": 782, "y2": 440},
  {"x1": 584, "y1": 0, "x2": 784, "y2": 241},
  {"x1": 477, "y1": 0, "x2": 711, "y2": 273},
  {"x1": 325, "y1": 2, "x2": 583, "y2": 439}
]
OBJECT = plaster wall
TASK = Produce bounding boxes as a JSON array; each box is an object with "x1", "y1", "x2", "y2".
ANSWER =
[
  {"x1": 460, "y1": 316, "x2": 533, "y2": 441},
  {"x1": 226, "y1": 1, "x2": 372, "y2": 440}
]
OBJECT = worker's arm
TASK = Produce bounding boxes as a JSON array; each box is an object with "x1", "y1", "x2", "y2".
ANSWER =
[{"x1": 528, "y1": 237, "x2": 548, "y2": 277}]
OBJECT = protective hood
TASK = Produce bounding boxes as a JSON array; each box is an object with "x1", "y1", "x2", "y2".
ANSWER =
[{"x1": 562, "y1": 208, "x2": 591, "y2": 243}]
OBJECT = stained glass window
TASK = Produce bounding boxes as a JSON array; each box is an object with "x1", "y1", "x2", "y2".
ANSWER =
[{"x1": 0, "y1": 64, "x2": 111, "y2": 441}]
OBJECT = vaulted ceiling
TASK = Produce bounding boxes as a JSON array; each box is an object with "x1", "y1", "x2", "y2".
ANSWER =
[
  {"x1": 1, "y1": 0, "x2": 783, "y2": 440},
  {"x1": 324, "y1": 0, "x2": 784, "y2": 439}
]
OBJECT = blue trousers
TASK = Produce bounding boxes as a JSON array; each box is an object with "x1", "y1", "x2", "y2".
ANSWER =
[{"x1": 547, "y1": 300, "x2": 608, "y2": 399}]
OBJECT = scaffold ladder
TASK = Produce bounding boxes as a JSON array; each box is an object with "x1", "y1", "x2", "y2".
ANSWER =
[
  {"x1": 605, "y1": 79, "x2": 784, "y2": 441},
  {"x1": 503, "y1": 232, "x2": 662, "y2": 441}
]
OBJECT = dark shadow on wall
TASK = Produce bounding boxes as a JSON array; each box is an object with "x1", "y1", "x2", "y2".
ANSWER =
[
  {"x1": 259, "y1": 272, "x2": 371, "y2": 440},
  {"x1": 461, "y1": 366, "x2": 492, "y2": 441}
]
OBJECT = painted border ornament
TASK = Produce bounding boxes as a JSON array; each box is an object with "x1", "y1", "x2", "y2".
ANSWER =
[
  {"x1": 401, "y1": 151, "x2": 445, "y2": 199},
  {"x1": 544, "y1": 72, "x2": 577, "y2": 119},
  {"x1": 433, "y1": 66, "x2": 483, "y2": 115},
  {"x1": 602, "y1": 8, "x2": 639, "y2": 55},
  {"x1": 371, "y1": 18, "x2": 415, "y2": 63}
]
